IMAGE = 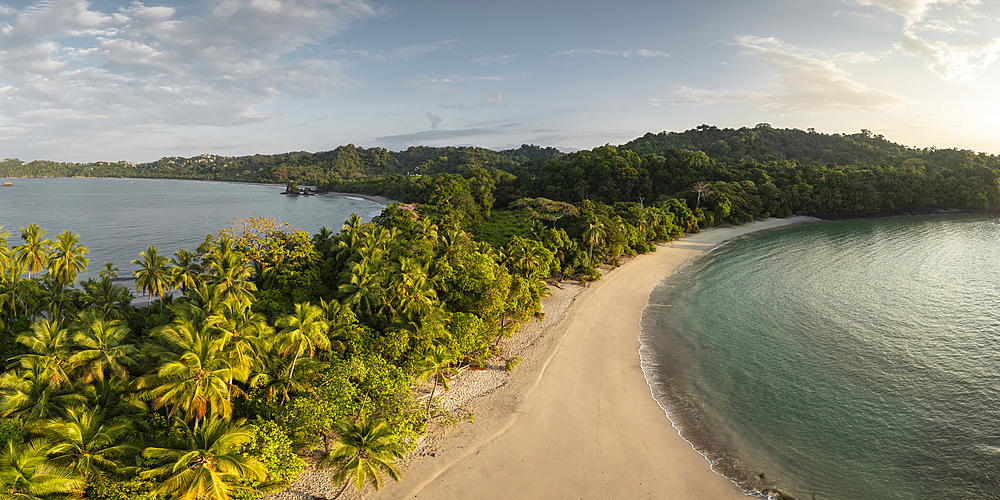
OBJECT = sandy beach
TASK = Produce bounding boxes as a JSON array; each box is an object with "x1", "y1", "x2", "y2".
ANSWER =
[{"x1": 276, "y1": 216, "x2": 817, "y2": 500}]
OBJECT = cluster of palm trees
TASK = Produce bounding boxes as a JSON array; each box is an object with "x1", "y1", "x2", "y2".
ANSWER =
[
  {"x1": 0, "y1": 207, "x2": 581, "y2": 499},
  {"x1": 0, "y1": 223, "x2": 411, "y2": 499}
]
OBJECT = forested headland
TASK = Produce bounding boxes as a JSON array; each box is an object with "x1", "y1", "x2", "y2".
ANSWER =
[{"x1": 1, "y1": 124, "x2": 999, "y2": 500}]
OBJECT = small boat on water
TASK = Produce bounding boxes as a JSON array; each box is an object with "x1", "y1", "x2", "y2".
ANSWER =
[{"x1": 2, "y1": 181, "x2": 11, "y2": 186}]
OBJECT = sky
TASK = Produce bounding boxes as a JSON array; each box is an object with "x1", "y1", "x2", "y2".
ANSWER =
[{"x1": 1, "y1": 0, "x2": 1000, "y2": 162}]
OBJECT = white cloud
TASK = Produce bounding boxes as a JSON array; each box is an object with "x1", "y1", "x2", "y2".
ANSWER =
[
  {"x1": 554, "y1": 48, "x2": 669, "y2": 58},
  {"x1": 664, "y1": 36, "x2": 909, "y2": 114},
  {"x1": 853, "y1": 0, "x2": 1000, "y2": 81},
  {"x1": 478, "y1": 90, "x2": 505, "y2": 107},
  {"x1": 897, "y1": 32, "x2": 1000, "y2": 80},
  {"x1": 472, "y1": 54, "x2": 516, "y2": 65},
  {"x1": 0, "y1": 0, "x2": 379, "y2": 144},
  {"x1": 852, "y1": 0, "x2": 968, "y2": 26}
]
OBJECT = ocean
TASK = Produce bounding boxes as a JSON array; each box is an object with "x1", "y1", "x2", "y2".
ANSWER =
[
  {"x1": 640, "y1": 214, "x2": 1000, "y2": 500},
  {"x1": 0, "y1": 177, "x2": 386, "y2": 276}
]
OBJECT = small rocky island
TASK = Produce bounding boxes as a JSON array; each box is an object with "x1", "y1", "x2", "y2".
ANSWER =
[{"x1": 283, "y1": 181, "x2": 321, "y2": 196}]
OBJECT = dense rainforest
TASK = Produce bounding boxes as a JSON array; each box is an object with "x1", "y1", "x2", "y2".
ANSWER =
[{"x1": 2, "y1": 124, "x2": 1000, "y2": 500}]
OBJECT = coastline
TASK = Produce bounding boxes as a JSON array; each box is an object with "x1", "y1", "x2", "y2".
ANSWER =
[{"x1": 279, "y1": 215, "x2": 818, "y2": 500}]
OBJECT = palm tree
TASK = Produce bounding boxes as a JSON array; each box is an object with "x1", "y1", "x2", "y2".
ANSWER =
[
  {"x1": 208, "y1": 298, "x2": 272, "y2": 376},
  {"x1": 68, "y1": 311, "x2": 138, "y2": 383},
  {"x1": 0, "y1": 438, "x2": 85, "y2": 500},
  {"x1": 132, "y1": 246, "x2": 171, "y2": 309},
  {"x1": 581, "y1": 220, "x2": 606, "y2": 263},
  {"x1": 142, "y1": 416, "x2": 266, "y2": 500},
  {"x1": 413, "y1": 344, "x2": 457, "y2": 416},
  {"x1": 170, "y1": 249, "x2": 203, "y2": 296},
  {"x1": 13, "y1": 319, "x2": 75, "y2": 389},
  {"x1": 0, "y1": 357, "x2": 87, "y2": 421},
  {"x1": 48, "y1": 230, "x2": 89, "y2": 290},
  {"x1": 80, "y1": 275, "x2": 132, "y2": 320},
  {"x1": 339, "y1": 260, "x2": 384, "y2": 319},
  {"x1": 0, "y1": 263, "x2": 37, "y2": 326},
  {"x1": 14, "y1": 224, "x2": 52, "y2": 278},
  {"x1": 0, "y1": 226, "x2": 12, "y2": 275},
  {"x1": 34, "y1": 405, "x2": 138, "y2": 484},
  {"x1": 142, "y1": 315, "x2": 246, "y2": 430},
  {"x1": 319, "y1": 417, "x2": 404, "y2": 499},
  {"x1": 389, "y1": 258, "x2": 437, "y2": 321},
  {"x1": 203, "y1": 240, "x2": 257, "y2": 306},
  {"x1": 275, "y1": 303, "x2": 330, "y2": 393}
]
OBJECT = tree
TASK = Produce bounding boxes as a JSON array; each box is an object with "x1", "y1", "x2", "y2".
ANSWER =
[
  {"x1": 142, "y1": 316, "x2": 246, "y2": 430},
  {"x1": 275, "y1": 303, "x2": 330, "y2": 397},
  {"x1": 318, "y1": 417, "x2": 404, "y2": 499},
  {"x1": 0, "y1": 357, "x2": 87, "y2": 421},
  {"x1": 581, "y1": 220, "x2": 606, "y2": 263},
  {"x1": 14, "y1": 319, "x2": 75, "y2": 389},
  {"x1": 203, "y1": 239, "x2": 257, "y2": 306},
  {"x1": 142, "y1": 416, "x2": 266, "y2": 500},
  {"x1": 47, "y1": 230, "x2": 89, "y2": 290},
  {"x1": 68, "y1": 312, "x2": 138, "y2": 383},
  {"x1": 132, "y1": 246, "x2": 171, "y2": 309},
  {"x1": 14, "y1": 224, "x2": 51, "y2": 278},
  {"x1": 691, "y1": 181, "x2": 714, "y2": 209},
  {"x1": 34, "y1": 405, "x2": 138, "y2": 484},
  {"x1": 0, "y1": 438, "x2": 85, "y2": 500},
  {"x1": 413, "y1": 344, "x2": 457, "y2": 416},
  {"x1": 170, "y1": 249, "x2": 203, "y2": 296}
]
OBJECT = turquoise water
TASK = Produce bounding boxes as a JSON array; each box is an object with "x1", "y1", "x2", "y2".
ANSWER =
[
  {"x1": 640, "y1": 215, "x2": 1000, "y2": 500},
  {"x1": 0, "y1": 177, "x2": 385, "y2": 275}
]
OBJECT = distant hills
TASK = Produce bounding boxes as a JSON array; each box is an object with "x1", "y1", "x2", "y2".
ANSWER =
[
  {"x1": 0, "y1": 144, "x2": 565, "y2": 185},
  {"x1": 2, "y1": 125, "x2": 997, "y2": 200}
]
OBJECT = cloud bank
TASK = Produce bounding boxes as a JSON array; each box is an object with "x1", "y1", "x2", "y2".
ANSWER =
[
  {"x1": 660, "y1": 36, "x2": 908, "y2": 114},
  {"x1": 0, "y1": 0, "x2": 380, "y2": 144}
]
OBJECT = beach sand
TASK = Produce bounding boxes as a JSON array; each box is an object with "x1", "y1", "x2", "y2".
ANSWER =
[{"x1": 276, "y1": 216, "x2": 817, "y2": 500}]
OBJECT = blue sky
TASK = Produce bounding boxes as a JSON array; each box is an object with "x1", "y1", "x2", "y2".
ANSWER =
[{"x1": 1, "y1": 0, "x2": 999, "y2": 162}]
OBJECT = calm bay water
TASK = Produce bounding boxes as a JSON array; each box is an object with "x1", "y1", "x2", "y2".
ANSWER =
[
  {"x1": 640, "y1": 215, "x2": 1000, "y2": 500},
  {"x1": 0, "y1": 177, "x2": 385, "y2": 275}
]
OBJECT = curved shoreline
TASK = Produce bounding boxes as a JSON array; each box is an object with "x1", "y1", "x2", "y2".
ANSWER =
[{"x1": 344, "y1": 216, "x2": 819, "y2": 500}]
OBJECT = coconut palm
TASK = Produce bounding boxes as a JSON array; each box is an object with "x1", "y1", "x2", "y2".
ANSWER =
[
  {"x1": 14, "y1": 224, "x2": 52, "y2": 278},
  {"x1": 203, "y1": 240, "x2": 257, "y2": 306},
  {"x1": 12, "y1": 319, "x2": 74, "y2": 389},
  {"x1": 0, "y1": 438, "x2": 85, "y2": 500},
  {"x1": 34, "y1": 405, "x2": 138, "y2": 483},
  {"x1": 80, "y1": 276, "x2": 132, "y2": 320},
  {"x1": 187, "y1": 281, "x2": 226, "y2": 315},
  {"x1": 0, "y1": 227, "x2": 12, "y2": 275},
  {"x1": 339, "y1": 260, "x2": 384, "y2": 319},
  {"x1": 132, "y1": 246, "x2": 171, "y2": 309},
  {"x1": 48, "y1": 230, "x2": 89, "y2": 290},
  {"x1": 318, "y1": 417, "x2": 404, "y2": 499},
  {"x1": 413, "y1": 344, "x2": 458, "y2": 416},
  {"x1": 248, "y1": 354, "x2": 321, "y2": 406},
  {"x1": 142, "y1": 316, "x2": 246, "y2": 429},
  {"x1": 68, "y1": 311, "x2": 138, "y2": 383},
  {"x1": 275, "y1": 303, "x2": 330, "y2": 392},
  {"x1": 0, "y1": 263, "x2": 37, "y2": 325},
  {"x1": 0, "y1": 357, "x2": 87, "y2": 421},
  {"x1": 170, "y1": 249, "x2": 203, "y2": 296},
  {"x1": 141, "y1": 416, "x2": 266, "y2": 500},
  {"x1": 319, "y1": 298, "x2": 359, "y2": 358},
  {"x1": 388, "y1": 258, "x2": 437, "y2": 321},
  {"x1": 207, "y1": 299, "x2": 272, "y2": 376},
  {"x1": 581, "y1": 220, "x2": 606, "y2": 263}
]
